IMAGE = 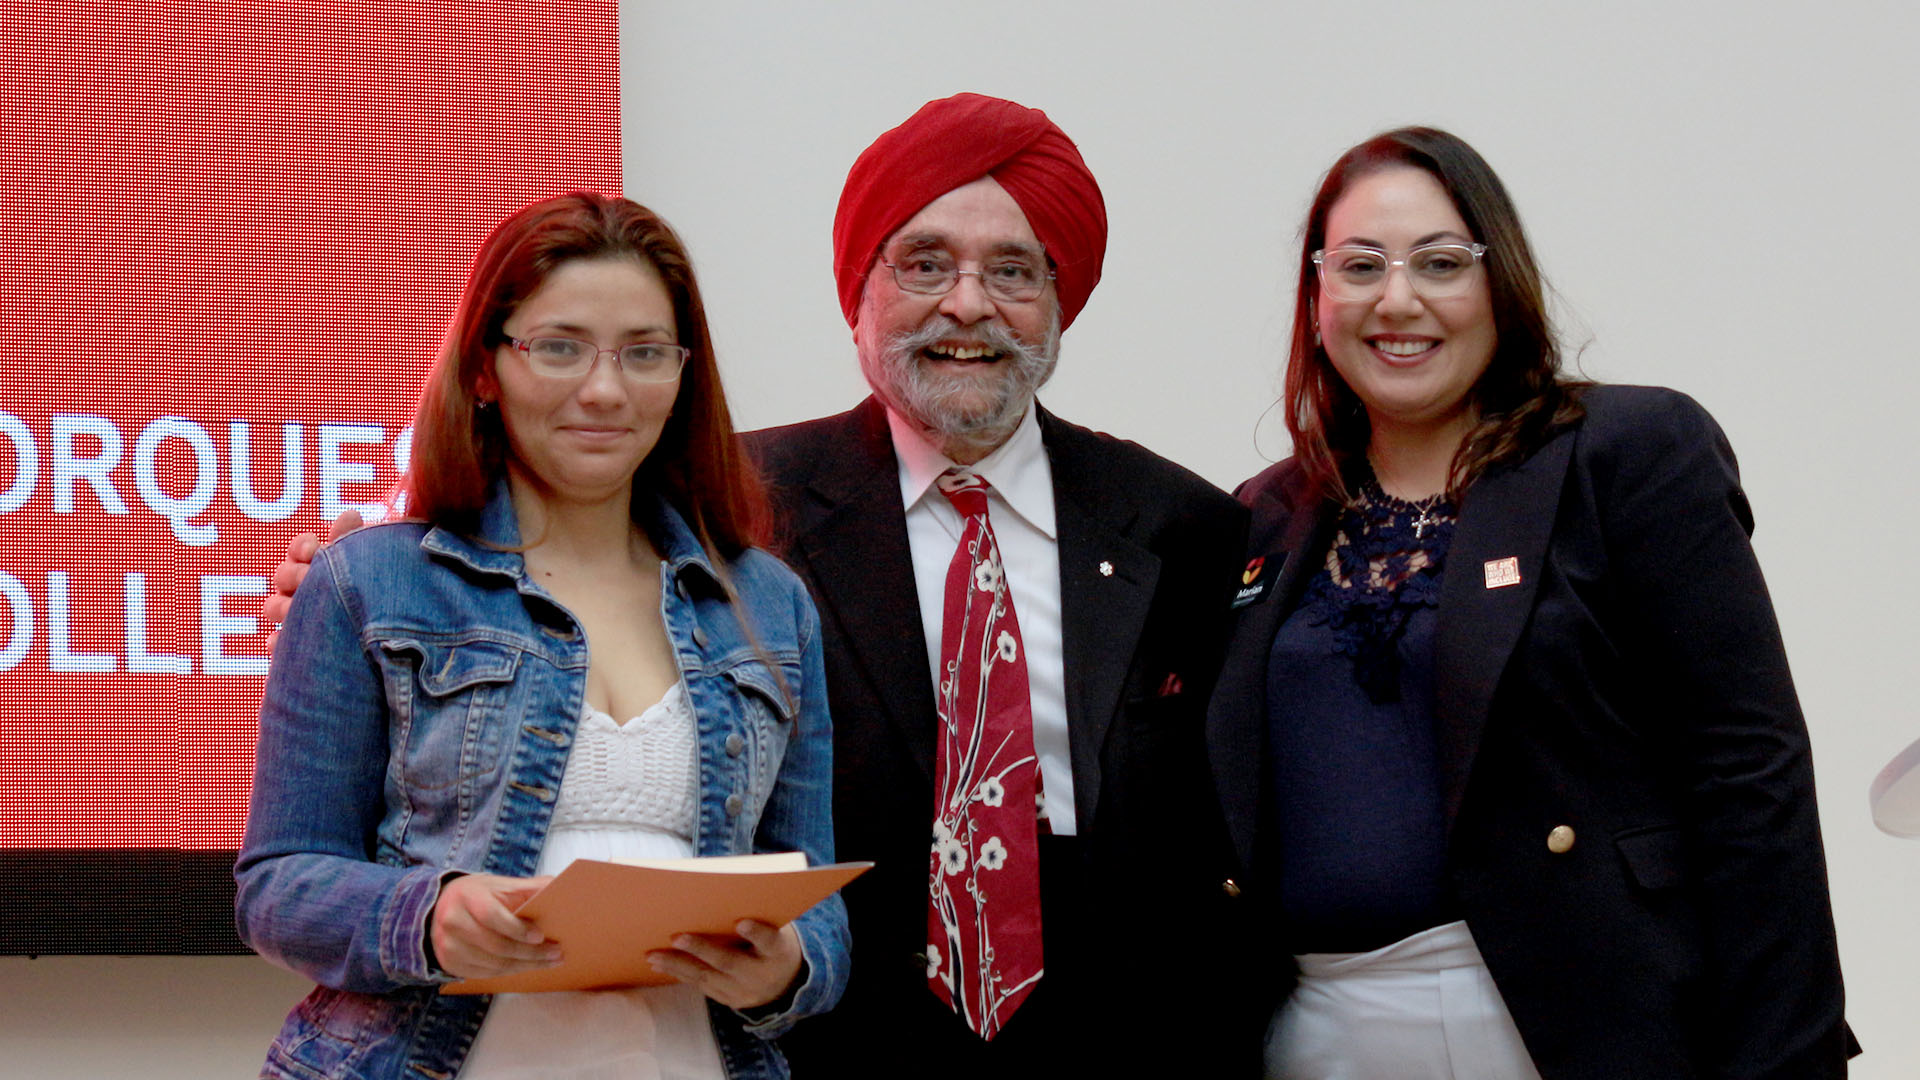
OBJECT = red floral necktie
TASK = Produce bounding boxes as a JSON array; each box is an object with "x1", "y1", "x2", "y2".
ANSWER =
[{"x1": 926, "y1": 469, "x2": 1043, "y2": 1039}]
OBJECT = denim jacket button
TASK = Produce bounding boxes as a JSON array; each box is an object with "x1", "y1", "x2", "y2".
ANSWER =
[
  {"x1": 725, "y1": 733, "x2": 746, "y2": 757},
  {"x1": 692, "y1": 627, "x2": 709, "y2": 649},
  {"x1": 725, "y1": 793, "x2": 744, "y2": 816}
]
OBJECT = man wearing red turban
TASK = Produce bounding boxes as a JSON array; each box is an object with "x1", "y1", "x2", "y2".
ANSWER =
[
  {"x1": 751, "y1": 94, "x2": 1258, "y2": 1077},
  {"x1": 265, "y1": 92, "x2": 1260, "y2": 1077}
]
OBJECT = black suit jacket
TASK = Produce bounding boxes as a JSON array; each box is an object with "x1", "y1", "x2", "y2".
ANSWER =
[
  {"x1": 748, "y1": 396, "x2": 1255, "y2": 1077},
  {"x1": 1208, "y1": 385, "x2": 1853, "y2": 1079}
]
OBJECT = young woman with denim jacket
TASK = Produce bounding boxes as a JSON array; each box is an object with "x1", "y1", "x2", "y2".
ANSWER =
[{"x1": 236, "y1": 193, "x2": 847, "y2": 1080}]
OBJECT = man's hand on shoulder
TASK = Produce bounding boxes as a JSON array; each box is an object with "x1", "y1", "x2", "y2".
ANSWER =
[{"x1": 262, "y1": 509, "x2": 364, "y2": 654}]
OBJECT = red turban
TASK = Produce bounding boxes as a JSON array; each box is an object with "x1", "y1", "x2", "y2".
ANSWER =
[{"x1": 833, "y1": 93, "x2": 1108, "y2": 332}]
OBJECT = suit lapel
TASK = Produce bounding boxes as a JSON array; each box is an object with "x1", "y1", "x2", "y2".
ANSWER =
[
  {"x1": 1266, "y1": 501, "x2": 1335, "y2": 627},
  {"x1": 789, "y1": 400, "x2": 940, "y2": 779},
  {"x1": 1041, "y1": 412, "x2": 1159, "y2": 832},
  {"x1": 1433, "y1": 428, "x2": 1577, "y2": 832},
  {"x1": 1208, "y1": 469, "x2": 1334, "y2": 875}
]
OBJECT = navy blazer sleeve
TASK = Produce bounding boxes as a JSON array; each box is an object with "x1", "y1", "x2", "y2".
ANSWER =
[{"x1": 1575, "y1": 387, "x2": 1847, "y2": 1076}]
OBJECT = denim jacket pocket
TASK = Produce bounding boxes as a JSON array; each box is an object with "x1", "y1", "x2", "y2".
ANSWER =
[
  {"x1": 375, "y1": 636, "x2": 525, "y2": 795},
  {"x1": 269, "y1": 986, "x2": 410, "y2": 1079},
  {"x1": 725, "y1": 657, "x2": 802, "y2": 725}
]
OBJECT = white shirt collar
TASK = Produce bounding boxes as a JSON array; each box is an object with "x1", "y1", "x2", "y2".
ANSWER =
[{"x1": 887, "y1": 402, "x2": 1056, "y2": 540}]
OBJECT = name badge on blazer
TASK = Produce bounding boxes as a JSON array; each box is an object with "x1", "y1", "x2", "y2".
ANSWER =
[{"x1": 1232, "y1": 554, "x2": 1283, "y2": 609}]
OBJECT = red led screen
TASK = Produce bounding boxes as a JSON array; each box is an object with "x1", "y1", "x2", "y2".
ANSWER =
[{"x1": 1, "y1": 0, "x2": 621, "y2": 952}]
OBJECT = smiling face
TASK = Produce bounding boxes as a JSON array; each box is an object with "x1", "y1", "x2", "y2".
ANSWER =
[
  {"x1": 480, "y1": 256, "x2": 681, "y2": 511},
  {"x1": 854, "y1": 176, "x2": 1059, "y2": 460},
  {"x1": 1318, "y1": 166, "x2": 1496, "y2": 442}
]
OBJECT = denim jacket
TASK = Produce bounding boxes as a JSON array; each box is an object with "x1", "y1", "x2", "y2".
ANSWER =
[{"x1": 235, "y1": 484, "x2": 847, "y2": 1080}]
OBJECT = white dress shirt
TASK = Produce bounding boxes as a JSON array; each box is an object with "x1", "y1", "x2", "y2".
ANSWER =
[{"x1": 887, "y1": 405, "x2": 1076, "y2": 836}]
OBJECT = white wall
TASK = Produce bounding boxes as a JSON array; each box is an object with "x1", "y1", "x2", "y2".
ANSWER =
[{"x1": 5, "y1": 2, "x2": 1911, "y2": 1076}]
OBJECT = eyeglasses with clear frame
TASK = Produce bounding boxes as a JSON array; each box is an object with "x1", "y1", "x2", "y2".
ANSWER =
[
  {"x1": 1312, "y1": 242, "x2": 1489, "y2": 303},
  {"x1": 503, "y1": 337, "x2": 689, "y2": 382},
  {"x1": 880, "y1": 248, "x2": 1055, "y2": 303}
]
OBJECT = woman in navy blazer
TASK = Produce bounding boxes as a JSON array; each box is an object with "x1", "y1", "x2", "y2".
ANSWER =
[{"x1": 1208, "y1": 128, "x2": 1853, "y2": 1078}]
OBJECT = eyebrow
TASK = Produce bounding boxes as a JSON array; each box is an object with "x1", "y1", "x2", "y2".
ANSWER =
[
  {"x1": 886, "y1": 233, "x2": 1047, "y2": 260},
  {"x1": 517, "y1": 320, "x2": 675, "y2": 339},
  {"x1": 1331, "y1": 230, "x2": 1472, "y2": 250}
]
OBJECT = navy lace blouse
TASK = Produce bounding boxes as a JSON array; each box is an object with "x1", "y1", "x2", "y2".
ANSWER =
[{"x1": 1265, "y1": 477, "x2": 1460, "y2": 953}]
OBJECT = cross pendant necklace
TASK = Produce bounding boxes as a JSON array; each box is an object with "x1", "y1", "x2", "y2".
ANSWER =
[
  {"x1": 1368, "y1": 455, "x2": 1445, "y2": 539},
  {"x1": 1413, "y1": 506, "x2": 1437, "y2": 539},
  {"x1": 1408, "y1": 491, "x2": 1446, "y2": 539}
]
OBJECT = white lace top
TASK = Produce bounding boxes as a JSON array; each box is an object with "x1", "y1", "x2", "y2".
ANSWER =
[
  {"x1": 547, "y1": 681, "x2": 701, "y2": 839},
  {"x1": 460, "y1": 684, "x2": 726, "y2": 1080}
]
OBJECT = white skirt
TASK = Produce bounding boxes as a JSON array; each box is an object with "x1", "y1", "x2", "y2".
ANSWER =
[{"x1": 1265, "y1": 920, "x2": 1542, "y2": 1080}]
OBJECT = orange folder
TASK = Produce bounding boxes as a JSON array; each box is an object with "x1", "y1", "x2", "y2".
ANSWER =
[{"x1": 443, "y1": 853, "x2": 871, "y2": 995}]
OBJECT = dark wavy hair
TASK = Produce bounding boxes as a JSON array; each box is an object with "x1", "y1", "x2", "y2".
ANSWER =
[
  {"x1": 404, "y1": 192, "x2": 769, "y2": 556},
  {"x1": 1283, "y1": 127, "x2": 1588, "y2": 503}
]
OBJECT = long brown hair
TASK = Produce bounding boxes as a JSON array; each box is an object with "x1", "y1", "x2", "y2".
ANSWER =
[
  {"x1": 405, "y1": 192, "x2": 769, "y2": 555},
  {"x1": 1283, "y1": 127, "x2": 1588, "y2": 503}
]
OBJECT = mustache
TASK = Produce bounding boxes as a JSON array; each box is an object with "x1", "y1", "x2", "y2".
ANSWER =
[{"x1": 885, "y1": 316, "x2": 1041, "y2": 363}]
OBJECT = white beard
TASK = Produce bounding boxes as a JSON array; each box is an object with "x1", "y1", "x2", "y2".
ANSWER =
[{"x1": 855, "y1": 309, "x2": 1061, "y2": 446}]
